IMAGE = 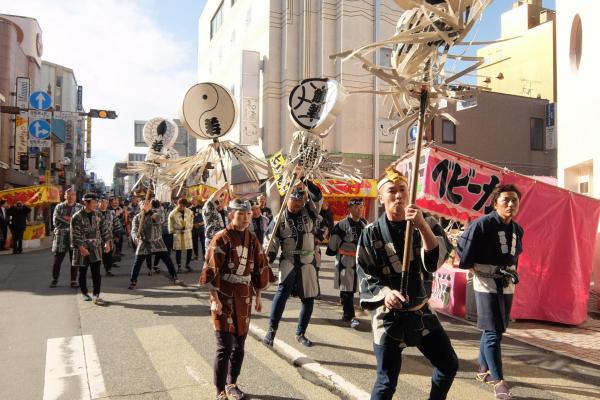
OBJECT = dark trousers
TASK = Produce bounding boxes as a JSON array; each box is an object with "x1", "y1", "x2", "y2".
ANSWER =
[
  {"x1": 78, "y1": 261, "x2": 102, "y2": 296},
  {"x1": 214, "y1": 331, "x2": 247, "y2": 393},
  {"x1": 155, "y1": 233, "x2": 173, "y2": 266},
  {"x1": 131, "y1": 252, "x2": 177, "y2": 283},
  {"x1": 269, "y1": 268, "x2": 314, "y2": 336},
  {"x1": 175, "y1": 249, "x2": 192, "y2": 267},
  {"x1": 0, "y1": 226, "x2": 7, "y2": 250},
  {"x1": 102, "y1": 250, "x2": 113, "y2": 272},
  {"x1": 11, "y1": 228, "x2": 24, "y2": 252},
  {"x1": 52, "y1": 250, "x2": 76, "y2": 281},
  {"x1": 192, "y1": 227, "x2": 200, "y2": 257},
  {"x1": 116, "y1": 232, "x2": 124, "y2": 253},
  {"x1": 371, "y1": 328, "x2": 458, "y2": 400},
  {"x1": 340, "y1": 291, "x2": 356, "y2": 320},
  {"x1": 479, "y1": 330, "x2": 504, "y2": 380}
]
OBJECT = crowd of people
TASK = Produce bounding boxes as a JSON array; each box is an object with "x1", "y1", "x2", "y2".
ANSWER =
[{"x1": 28, "y1": 162, "x2": 523, "y2": 400}]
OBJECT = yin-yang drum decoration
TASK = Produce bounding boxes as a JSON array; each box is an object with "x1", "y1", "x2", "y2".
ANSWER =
[{"x1": 180, "y1": 82, "x2": 237, "y2": 140}]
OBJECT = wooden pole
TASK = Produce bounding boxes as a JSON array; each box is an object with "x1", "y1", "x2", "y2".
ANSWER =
[{"x1": 401, "y1": 88, "x2": 429, "y2": 289}]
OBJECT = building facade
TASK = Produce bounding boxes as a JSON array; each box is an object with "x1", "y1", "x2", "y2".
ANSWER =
[
  {"x1": 476, "y1": 0, "x2": 556, "y2": 102},
  {"x1": 40, "y1": 61, "x2": 86, "y2": 191},
  {"x1": 0, "y1": 14, "x2": 43, "y2": 189},
  {"x1": 391, "y1": 91, "x2": 556, "y2": 177}
]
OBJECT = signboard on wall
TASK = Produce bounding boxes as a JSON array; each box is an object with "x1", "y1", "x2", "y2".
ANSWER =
[
  {"x1": 15, "y1": 77, "x2": 30, "y2": 109},
  {"x1": 14, "y1": 111, "x2": 29, "y2": 169},
  {"x1": 240, "y1": 50, "x2": 260, "y2": 146},
  {"x1": 545, "y1": 103, "x2": 556, "y2": 150}
]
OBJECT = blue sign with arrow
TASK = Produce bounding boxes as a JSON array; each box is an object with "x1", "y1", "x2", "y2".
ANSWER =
[
  {"x1": 29, "y1": 91, "x2": 52, "y2": 110},
  {"x1": 409, "y1": 125, "x2": 418, "y2": 142},
  {"x1": 29, "y1": 119, "x2": 51, "y2": 139}
]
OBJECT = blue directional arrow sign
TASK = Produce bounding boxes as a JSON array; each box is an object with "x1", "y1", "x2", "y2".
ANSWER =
[
  {"x1": 28, "y1": 119, "x2": 51, "y2": 139},
  {"x1": 29, "y1": 91, "x2": 52, "y2": 110},
  {"x1": 409, "y1": 125, "x2": 418, "y2": 142}
]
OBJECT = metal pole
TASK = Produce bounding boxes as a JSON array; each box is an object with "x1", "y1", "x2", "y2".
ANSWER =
[{"x1": 373, "y1": 0, "x2": 380, "y2": 221}]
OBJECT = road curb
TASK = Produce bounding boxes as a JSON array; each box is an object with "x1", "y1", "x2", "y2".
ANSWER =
[{"x1": 248, "y1": 323, "x2": 370, "y2": 400}]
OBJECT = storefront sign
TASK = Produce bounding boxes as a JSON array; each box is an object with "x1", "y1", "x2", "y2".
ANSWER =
[
  {"x1": 15, "y1": 77, "x2": 30, "y2": 109},
  {"x1": 14, "y1": 111, "x2": 29, "y2": 168}
]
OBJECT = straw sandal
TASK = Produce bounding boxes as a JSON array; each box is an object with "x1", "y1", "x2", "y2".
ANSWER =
[{"x1": 494, "y1": 380, "x2": 513, "y2": 399}]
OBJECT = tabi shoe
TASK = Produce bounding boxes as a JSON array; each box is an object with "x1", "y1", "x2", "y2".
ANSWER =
[
  {"x1": 225, "y1": 384, "x2": 246, "y2": 400},
  {"x1": 106, "y1": 271, "x2": 115, "y2": 277},
  {"x1": 493, "y1": 380, "x2": 513, "y2": 399},
  {"x1": 216, "y1": 391, "x2": 228, "y2": 400},
  {"x1": 49, "y1": 280, "x2": 58, "y2": 288},
  {"x1": 70, "y1": 281, "x2": 79, "y2": 289},
  {"x1": 262, "y1": 328, "x2": 276, "y2": 347},
  {"x1": 296, "y1": 334, "x2": 313, "y2": 347},
  {"x1": 350, "y1": 318, "x2": 360, "y2": 329},
  {"x1": 128, "y1": 281, "x2": 137, "y2": 290},
  {"x1": 82, "y1": 293, "x2": 93, "y2": 301}
]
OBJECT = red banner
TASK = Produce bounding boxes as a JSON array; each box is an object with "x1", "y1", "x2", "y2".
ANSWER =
[{"x1": 395, "y1": 145, "x2": 600, "y2": 325}]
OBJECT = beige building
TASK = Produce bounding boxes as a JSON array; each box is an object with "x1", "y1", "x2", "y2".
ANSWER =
[
  {"x1": 390, "y1": 91, "x2": 555, "y2": 177},
  {"x1": 477, "y1": 0, "x2": 556, "y2": 102},
  {"x1": 0, "y1": 14, "x2": 43, "y2": 189}
]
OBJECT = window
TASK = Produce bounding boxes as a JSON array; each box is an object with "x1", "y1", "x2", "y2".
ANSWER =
[
  {"x1": 579, "y1": 181, "x2": 589, "y2": 195},
  {"x1": 530, "y1": 117, "x2": 544, "y2": 150},
  {"x1": 442, "y1": 119, "x2": 455, "y2": 144},
  {"x1": 210, "y1": 2, "x2": 224, "y2": 39}
]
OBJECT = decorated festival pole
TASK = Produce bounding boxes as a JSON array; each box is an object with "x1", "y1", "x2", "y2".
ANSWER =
[
  {"x1": 401, "y1": 87, "x2": 429, "y2": 277},
  {"x1": 265, "y1": 173, "x2": 298, "y2": 254}
]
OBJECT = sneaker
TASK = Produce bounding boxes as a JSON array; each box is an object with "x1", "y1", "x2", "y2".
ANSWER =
[
  {"x1": 493, "y1": 380, "x2": 513, "y2": 399},
  {"x1": 128, "y1": 282, "x2": 137, "y2": 290},
  {"x1": 225, "y1": 383, "x2": 246, "y2": 400},
  {"x1": 49, "y1": 280, "x2": 58, "y2": 288},
  {"x1": 82, "y1": 294, "x2": 92, "y2": 301},
  {"x1": 92, "y1": 295, "x2": 105, "y2": 305},
  {"x1": 296, "y1": 334, "x2": 313, "y2": 347},
  {"x1": 262, "y1": 328, "x2": 276, "y2": 347},
  {"x1": 350, "y1": 318, "x2": 360, "y2": 329},
  {"x1": 106, "y1": 271, "x2": 115, "y2": 277}
]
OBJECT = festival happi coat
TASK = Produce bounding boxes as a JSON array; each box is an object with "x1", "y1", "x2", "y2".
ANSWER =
[
  {"x1": 52, "y1": 200, "x2": 83, "y2": 253},
  {"x1": 200, "y1": 226, "x2": 275, "y2": 335},
  {"x1": 326, "y1": 213, "x2": 368, "y2": 293},
  {"x1": 131, "y1": 208, "x2": 168, "y2": 256},
  {"x1": 70, "y1": 209, "x2": 112, "y2": 266}
]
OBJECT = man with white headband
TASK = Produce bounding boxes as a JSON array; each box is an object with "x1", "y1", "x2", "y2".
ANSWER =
[{"x1": 356, "y1": 166, "x2": 457, "y2": 400}]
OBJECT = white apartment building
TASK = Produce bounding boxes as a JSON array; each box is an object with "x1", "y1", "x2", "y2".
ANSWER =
[{"x1": 198, "y1": 0, "x2": 403, "y2": 193}]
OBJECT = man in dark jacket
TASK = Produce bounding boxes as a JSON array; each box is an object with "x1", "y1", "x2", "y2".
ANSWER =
[
  {"x1": 8, "y1": 201, "x2": 31, "y2": 254},
  {"x1": 0, "y1": 199, "x2": 9, "y2": 250}
]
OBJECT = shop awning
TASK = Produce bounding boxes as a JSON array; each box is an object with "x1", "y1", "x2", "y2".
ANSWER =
[{"x1": 0, "y1": 184, "x2": 61, "y2": 206}]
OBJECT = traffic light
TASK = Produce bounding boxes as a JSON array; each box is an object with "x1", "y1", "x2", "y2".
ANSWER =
[{"x1": 88, "y1": 109, "x2": 117, "y2": 119}]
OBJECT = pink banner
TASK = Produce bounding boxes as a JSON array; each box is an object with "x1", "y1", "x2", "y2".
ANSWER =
[{"x1": 396, "y1": 145, "x2": 600, "y2": 325}]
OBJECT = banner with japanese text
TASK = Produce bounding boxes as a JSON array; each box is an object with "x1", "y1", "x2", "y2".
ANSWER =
[
  {"x1": 394, "y1": 145, "x2": 600, "y2": 325},
  {"x1": 268, "y1": 151, "x2": 289, "y2": 196}
]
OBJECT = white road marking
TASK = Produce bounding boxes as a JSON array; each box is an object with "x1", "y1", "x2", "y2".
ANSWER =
[{"x1": 43, "y1": 335, "x2": 106, "y2": 400}]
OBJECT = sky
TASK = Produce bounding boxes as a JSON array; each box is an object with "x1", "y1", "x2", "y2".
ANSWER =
[{"x1": 0, "y1": 0, "x2": 554, "y2": 185}]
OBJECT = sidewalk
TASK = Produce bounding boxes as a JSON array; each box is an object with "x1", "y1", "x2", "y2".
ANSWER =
[{"x1": 251, "y1": 253, "x2": 600, "y2": 399}]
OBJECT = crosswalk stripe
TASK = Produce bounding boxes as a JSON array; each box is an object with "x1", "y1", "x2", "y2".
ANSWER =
[
  {"x1": 43, "y1": 335, "x2": 107, "y2": 400},
  {"x1": 135, "y1": 324, "x2": 213, "y2": 400}
]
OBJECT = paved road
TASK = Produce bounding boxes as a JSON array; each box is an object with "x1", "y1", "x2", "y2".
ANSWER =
[{"x1": 1, "y1": 248, "x2": 600, "y2": 399}]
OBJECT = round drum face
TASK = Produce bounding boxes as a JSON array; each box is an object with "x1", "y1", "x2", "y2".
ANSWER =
[
  {"x1": 180, "y1": 82, "x2": 237, "y2": 140},
  {"x1": 143, "y1": 117, "x2": 179, "y2": 153}
]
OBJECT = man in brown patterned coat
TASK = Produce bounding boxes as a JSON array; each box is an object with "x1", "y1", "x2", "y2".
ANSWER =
[{"x1": 200, "y1": 198, "x2": 275, "y2": 400}]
